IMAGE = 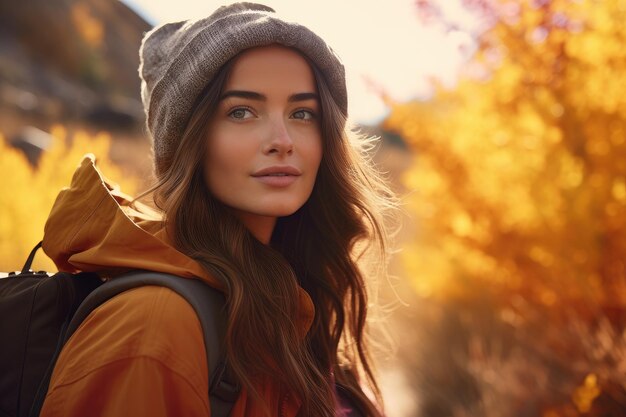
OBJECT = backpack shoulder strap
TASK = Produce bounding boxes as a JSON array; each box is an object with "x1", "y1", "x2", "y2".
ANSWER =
[
  {"x1": 65, "y1": 272, "x2": 225, "y2": 375},
  {"x1": 63, "y1": 271, "x2": 238, "y2": 416}
]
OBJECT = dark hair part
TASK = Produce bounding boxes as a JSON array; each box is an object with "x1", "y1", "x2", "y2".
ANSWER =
[{"x1": 143, "y1": 48, "x2": 395, "y2": 417}]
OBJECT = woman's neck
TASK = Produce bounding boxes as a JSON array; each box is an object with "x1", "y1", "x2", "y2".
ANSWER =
[{"x1": 232, "y1": 210, "x2": 276, "y2": 244}]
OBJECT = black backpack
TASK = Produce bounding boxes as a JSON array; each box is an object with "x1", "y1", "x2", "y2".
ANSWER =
[
  {"x1": 0, "y1": 242, "x2": 239, "y2": 417},
  {"x1": 1, "y1": 243, "x2": 366, "y2": 417}
]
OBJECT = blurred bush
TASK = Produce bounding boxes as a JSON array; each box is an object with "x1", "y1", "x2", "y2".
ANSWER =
[
  {"x1": 0, "y1": 127, "x2": 138, "y2": 272},
  {"x1": 386, "y1": 0, "x2": 626, "y2": 415}
]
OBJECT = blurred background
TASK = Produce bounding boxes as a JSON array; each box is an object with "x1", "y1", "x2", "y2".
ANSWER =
[{"x1": 1, "y1": 0, "x2": 626, "y2": 415}]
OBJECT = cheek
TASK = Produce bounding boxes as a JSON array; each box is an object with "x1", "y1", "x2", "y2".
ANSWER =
[
  {"x1": 299, "y1": 128, "x2": 323, "y2": 167},
  {"x1": 204, "y1": 132, "x2": 241, "y2": 191},
  {"x1": 309, "y1": 136, "x2": 323, "y2": 173},
  {"x1": 205, "y1": 127, "x2": 253, "y2": 173}
]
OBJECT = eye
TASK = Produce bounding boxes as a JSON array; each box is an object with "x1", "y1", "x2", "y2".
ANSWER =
[
  {"x1": 228, "y1": 107, "x2": 254, "y2": 120},
  {"x1": 292, "y1": 109, "x2": 316, "y2": 121}
]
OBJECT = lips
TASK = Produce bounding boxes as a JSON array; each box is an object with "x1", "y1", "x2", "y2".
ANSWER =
[
  {"x1": 251, "y1": 166, "x2": 301, "y2": 187},
  {"x1": 251, "y1": 166, "x2": 302, "y2": 177}
]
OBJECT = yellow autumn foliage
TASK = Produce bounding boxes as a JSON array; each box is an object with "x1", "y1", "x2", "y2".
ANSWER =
[
  {"x1": 388, "y1": 0, "x2": 626, "y2": 415},
  {"x1": 0, "y1": 126, "x2": 138, "y2": 272},
  {"x1": 572, "y1": 373, "x2": 601, "y2": 414},
  {"x1": 71, "y1": 3, "x2": 104, "y2": 48},
  {"x1": 388, "y1": 0, "x2": 626, "y2": 308}
]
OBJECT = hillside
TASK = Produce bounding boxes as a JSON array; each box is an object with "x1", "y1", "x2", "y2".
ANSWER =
[{"x1": 0, "y1": 0, "x2": 151, "y2": 133}]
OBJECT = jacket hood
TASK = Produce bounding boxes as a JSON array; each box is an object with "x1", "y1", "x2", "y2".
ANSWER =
[
  {"x1": 43, "y1": 155, "x2": 314, "y2": 334},
  {"x1": 43, "y1": 155, "x2": 217, "y2": 285}
]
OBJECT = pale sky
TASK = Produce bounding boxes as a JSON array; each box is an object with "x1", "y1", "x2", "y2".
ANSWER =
[{"x1": 120, "y1": 0, "x2": 476, "y2": 124}]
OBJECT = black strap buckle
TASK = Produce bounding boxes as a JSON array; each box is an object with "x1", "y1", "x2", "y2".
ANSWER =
[{"x1": 209, "y1": 359, "x2": 241, "y2": 402}]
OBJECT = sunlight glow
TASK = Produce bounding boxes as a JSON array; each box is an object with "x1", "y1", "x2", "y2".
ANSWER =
[{"x1": 120, "y1": 0, "x2": 474, "y2": 124}]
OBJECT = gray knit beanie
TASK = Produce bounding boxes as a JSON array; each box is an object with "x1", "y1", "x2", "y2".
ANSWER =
[{"x1": 138, "y1": 2, "x2": 347, "y2": 175}]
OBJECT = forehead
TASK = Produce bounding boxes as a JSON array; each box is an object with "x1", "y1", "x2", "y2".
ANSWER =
[{"x1": 225, "y1": 45, "x2": 317, "y2": 92}]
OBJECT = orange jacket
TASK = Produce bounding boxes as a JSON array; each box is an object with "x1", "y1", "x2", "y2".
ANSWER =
[{"x1": 39, "y1": 155, "x2": 315, "y2": 417}]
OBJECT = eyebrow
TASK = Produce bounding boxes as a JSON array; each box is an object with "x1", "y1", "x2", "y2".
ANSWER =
[{"x1": 220, "y1": 90, "x2": 319, "y2": 102}]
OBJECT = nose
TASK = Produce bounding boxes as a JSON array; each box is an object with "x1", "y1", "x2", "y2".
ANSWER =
[{"x1": 263, "y1": 116, "x2": 294, "y2": 156}]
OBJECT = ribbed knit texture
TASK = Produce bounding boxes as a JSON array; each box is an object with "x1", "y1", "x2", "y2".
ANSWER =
[{"x1": 138, "y1": 2, "x2": 347, "y2": 175}]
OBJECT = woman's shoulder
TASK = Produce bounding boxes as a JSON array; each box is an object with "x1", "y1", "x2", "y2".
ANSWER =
[
  {"x1": 41, "y1": 286, "x2": 211, "y2": 417},
  {"x1": 52, "y1": 285, "x2": 208, "y2": 388}
]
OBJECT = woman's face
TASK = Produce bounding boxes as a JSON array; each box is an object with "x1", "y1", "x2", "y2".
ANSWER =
[{"x1": 204, "y1": 45, "x2": 322, "y2": 239}]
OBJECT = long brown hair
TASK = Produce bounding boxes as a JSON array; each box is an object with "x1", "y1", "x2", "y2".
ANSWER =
[{"x1": 145, "y1": 50, "x2": 396, "y2": 417}]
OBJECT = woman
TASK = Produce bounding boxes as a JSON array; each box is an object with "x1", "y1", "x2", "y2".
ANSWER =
[{"x1": 40, "y1": 3, "x2": 395, "y2": 416}]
